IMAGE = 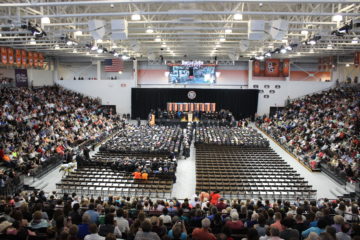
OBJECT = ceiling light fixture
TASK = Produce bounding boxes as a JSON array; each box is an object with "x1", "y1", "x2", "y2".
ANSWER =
[
  {"x1": 219, "y1": 37, "x2": 226, "y2": 42},
  {"x1": 351, "y1": 37, "x2": 359, "y2": 44},
  {"x1": 91, "y1": 45, "x2": 98, "y2": 51},
  {"x1": 280, "y1": 48, "x2": 287, "y2": 54},
  {"x1": 155, "y1": 36, "x2": 161, "y2": 42},
  {"x1": 327, "y1": 44, "x2": 333, "y2": 49},
  {"x1": 301, "y1": 30, "x2": 309, "y2": 35},
  {"x1": 146, "y1": 28, "x2": 154, "y2": 34},
  {"x1": 309, "y1": 39, "x2": 316, "y2": 45},
  {"x1": 309, "y1": 49, "x2": 314, "y2": 53},
  {"x1": 54, "y1": 44, "x2": 60, "y2": 50},
  {"x1": 74, "y1": 30, "x2": 83, "y2": 36},
  {"x1": 118, "y1": 71, "x2": 123, "y2": 74},
  {"x1": 41, "y1": 17, "x2": 50, "y2": 24},
  {"x1": 96, "y1": 39, "x2": 103, "y2": 43},
  {"x1": 225, "y1": 29, "x2": 232, "y2": 34},
  {"x1": 233, "y1": 13, "x2": 243, "y2": 20},
  {"x1": 346, "y1": 63, "x2": 350, "y2": 67},
  {"x1": 86, "y1": 52, "x2": 90, "y2": 55},
  {"x1": 72, "y1": 49, "x2": 77, "y2": 53},
  {"x1": 97, "y1": 48, "x2": 103, "y2": 53},
  {"x1": 122, "y1": 55, "x2": 130, "y2": 60},
  {"x1": 332, "y1": 14, "x2": 343, "y2": 22},
  {"x1": 29, "y1": 38, "x2": 36, "y2": 45},
  {"x1": 131, "y1": 14, "x2": 141, "y2": 21}
]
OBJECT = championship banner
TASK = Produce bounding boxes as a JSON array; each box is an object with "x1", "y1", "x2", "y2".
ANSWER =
[
  {"x1": 189, "y1": 103, "x2": 194, "y2": 112},
  {"x1": 28, "y1": 52, "x2": 33, "y2": 67},
  {"x1": 183, "y1": 103, "x2": 189, "y2": 112},
  {"x1": 7, "y1": 48, "x2": 14, "y2": 65},
  {"x1": 21, "y1": 50, "x2": 27, "y2": 67},
  {"x1": 16, "y1": 49, "x2": 22, "y2": 67},
  {"x1": 15, "y1": 69, "x2": 28, "y2": 87},
  {"x1": 178, "y1": 103, "x2": 183, "y2": 112},
  {"x1": 210, "y1": 103, "x2": 216, "y2": 112},
  {"x1": 253, "y1": 60, "x2": 261, "y2": 76},
  {"x1": 194, "y1": 103, "x2": 199, "y2": 111},
  {"x1": 1, "y1": 47, "x2": 8, "y2": 65},
  {"x1": 199, "y1": 103, "x2": 205, "y2": 112},
  {"x1": 33, "y1": 52, "x2": 38, "y2": 67},
  {"x1": 167, "y1": 102, "x2": 173, "y2": 112},
  {"x1": 354, "y1": 52, "x2": 360, "y2": 67},
  {"x1": 173, "y1": 103, "x2": 178, "y2": 112},
  {"x1": 205, "y1": 103, "x2": 210, "y2": 112},
  {"x1": 38, "y1": 53, "x2": 44, "y2": 68},
  {"x1": 264, "y1": 59, "x2": 280, "y2": 77},
  {"x1": 283, "y1": 59, "x2": 290, "y2": 77}
]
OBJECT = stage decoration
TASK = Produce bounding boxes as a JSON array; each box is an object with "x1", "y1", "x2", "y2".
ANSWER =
[{"x1": 181, "y1": 60, "x2": 204, "y2": 67}]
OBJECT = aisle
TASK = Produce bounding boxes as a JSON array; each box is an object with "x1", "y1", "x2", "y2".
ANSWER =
[
  {"x1": 253, "y1": 124, "x2": 343, "y2": 199},
  {"x1": 171, "y1": 142, "x2": 196, "y2": 199}
]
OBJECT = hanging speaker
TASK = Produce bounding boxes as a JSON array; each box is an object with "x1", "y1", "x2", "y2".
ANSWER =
[{"x1": 88, "y1": 20, "x2": 106, "y2": 40}]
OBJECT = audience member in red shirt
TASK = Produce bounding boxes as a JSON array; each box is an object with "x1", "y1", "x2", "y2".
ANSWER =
[
  {"x1": 210, "y1": 191, "x2": 221, "y2": 205},
  {"x1": 225, "y1": 211, "x2": 244, "y2": 234},
  {"x1": 192, "y1": 218, "x2": 216, "y2": 240}
]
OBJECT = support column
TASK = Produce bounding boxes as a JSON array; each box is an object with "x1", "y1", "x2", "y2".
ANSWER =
[
  {"x1": 133, "y1": 59, "x2": 138, "y2": 86},
  {"x1": 96, "y1": 60, "x2": 101, "y2": 80},
  {"x1": 248, "y1": 60, "x2": 253, "y2": 87}
]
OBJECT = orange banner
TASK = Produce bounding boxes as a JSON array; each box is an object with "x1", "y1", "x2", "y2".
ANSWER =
[
  {"x1": 183, "y1": 103, "x2": 189, "y2": 112},
  {"x1": 38, "y1": 53, "x2": 44, "y2": 68},
  {"x1": 205, "y1": 103, "x2": 210, "y2": 112},
  {"x1": 179, "y1": 103, "x2": 183, "y2": 112},
  {"x1": 283, "y1": 59, "x2": 290, "y2": 77},
  {"x1": 21, "y1": 50, "x2": 27, "y2": 67},
  {"x1": 189, "y1": 103, "x2": 194, "y2": 112},
  {"x1": 194, "y1": 103, "x2": 199, "y2": 111},
  {"x1": 210, "y1": 103, "x2": 216, "y2": 112},
  {"x1": 253, "y1": 60, "x2": 261, "y2": 76},
  {"x1": 1, "y1": 47, "x2": 8, "y2": 65},
  {"x1": 16, "y1": 49, "x2": 22, "y2": 67},
  {"x1": 28, "y1": 52, "x2": 33, "y2": 67},
  {"x1": 265, "y1": 59, "x2": 280, "y2": 77},
  {"x1": 354, "y1": 52, "x2": 360, "y2": 67},
  {"x1": 199, "y1": 103, "x2": 205, "y2": 112},
  {"x1": 167, "y1": 102, "x2": 173, "y2": 112},
  {"x1": 173, "y1": 103, "x2": 178, "y2": 112},
  {"x1": 7, "y1": 48, "x2": 14, "y2": 65},
  {"x1": 33, "y1": 52, "x2": 38, "y2": 67}
]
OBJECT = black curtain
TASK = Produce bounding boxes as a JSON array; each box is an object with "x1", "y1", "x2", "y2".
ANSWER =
[{"x1": 131, "y1": 88, "x2": 259, "y2": 120}]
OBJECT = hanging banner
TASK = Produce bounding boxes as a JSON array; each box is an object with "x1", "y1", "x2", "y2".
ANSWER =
[
  {"x1": 253, "y1": 60, "x2": 261, "y2": 76},
  {"x1": 16, "y1": 49, "x2": 22, "y2": 68},
  {"x1": 15, "y1": 69, "x2": 28, "y2": 87},
  {"x1": 178, "y1": 103, "x2": 183, "y2": 112},
  {"x1": 173, "y1": 103, "x2": 178, "y2": 112},
  {"x1": 167, "y1": 102, "x2": 173, "y2": 112},
  {"x1": 354, "y1": 52, "x2": 360, "y2": 67},
  {"x1": 1, "y1": 47, "x2": 8, "y2": 65},
  {"x1": 194, "y1": 103, "x2": 200, "y2": 111},
  {"x1": 38, "y1": 53, "x2": 44, "y2": 68},
  {"x1": 21, "y1": 50, "x2": 27, "y2": 67},
  {"x1": 183, "y1": 103, "x2": 189, "y2": 112},
  {"x1": 210, "y1": 103, "x2": 216, "y2": 112},
  {"x1": 205, "y1": 103, "x2": 210, "y2": 112},
  {"x1": 7, "y1": 48, "x2": 14, "y2": 65},
  {"x1": 199, "y1": 103, "x2": 205, "y2": 112},
  {"x1": 282, "y1": 59, "x2": 290, "y2": 77},
  {"x1": 189, "y1": 103, "x2": 194, "y2": 112},
  {"x1": 33, "y1": 52, "x2": 38, "y2": 67},
  {"x1": 28, "y1": 52, "x2": 33, "y2": 67},
  {"x1": 264, "y1": 59, "x2": 280, "y2": 77}
]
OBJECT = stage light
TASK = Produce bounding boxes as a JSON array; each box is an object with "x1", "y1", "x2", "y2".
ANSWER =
[
  {"x1": 54, "y1": 44, "x2": 60, "y2": 50},
  {"x1": 346, "y1": 63, "x2": 350, "y2": 67},
  {"x1": 280, "y1": 48, "x2": 287, "y2": 54},
  {"x1": 301, "y1": 30, "x2": 309, "y2": 35},
  {"x1": 74, "y1": 30, "x2": 83, "y2": 36},
  {"x1": 114, "y1": 52, "x2": 119, "y2": 57},
  {"x1": 41, "y1": 17, "x2": 50, "y2": 24},
  {"x1": 29, "y1": 38, "x2": 36, "y2": 45},
  {"x1": 155, "y1": 36, "x2": 161, "y2": 42},
  {"x1": 131, "y1": 14, "x2": 141, "y2": 21},
  {"x1": 122, "y1": 55, "x2": 130, "y2": 60},
  {"x1": 332, "y1": 14, "x2": 343, "y2": 22},
  {"x1": 66, "y1": 40, "x2": 73, "y2": 46},
  {"x1": 225, "y1": 29, "x2": 232, "y2": 34},
  {"x1": 146, "y1": 28, "x2": 154, "y2": 34},
  {"x1": 233, "y1": 13, "x2": 243, "y2": 20},
  {"x1": 91, "y1": 45, "x2": 98, "y2": 51},
  {"x1": 351, "y1": 37, "x2": 359, "y2": 44},
  {"x1": 97, "y1": 48, "x2": 103, "y2": 53},
  {"x1": 219, "y1": 37, "x2": 226, "y2": 42},
  {"x1": 285, "y1": 46, "x2": 292, "y2": 51}
]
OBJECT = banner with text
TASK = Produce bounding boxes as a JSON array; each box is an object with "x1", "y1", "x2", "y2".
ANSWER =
[{"x1": 15, "y1": 69, "x2": 28, "y2": 87}]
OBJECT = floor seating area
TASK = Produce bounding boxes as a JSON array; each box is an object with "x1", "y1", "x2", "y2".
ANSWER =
[
  {"x1": 56, "y1": 166, "x2": 173, "y2": 198},
  {"x1": 195, "y1": 145, "x2": 317, "y2": 200}
]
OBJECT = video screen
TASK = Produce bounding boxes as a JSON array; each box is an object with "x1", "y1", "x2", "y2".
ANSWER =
[{"x1": 169, "y1": 66, "x2": 216, "y2": 84}]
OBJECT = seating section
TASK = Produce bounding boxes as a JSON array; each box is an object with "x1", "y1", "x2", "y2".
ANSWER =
[
  {"x1": 56, "y1": 166, "x2": 173, "y2": 198},
  {"x1": 195, "y1": 145, "x2": 316, "y2": 200}
]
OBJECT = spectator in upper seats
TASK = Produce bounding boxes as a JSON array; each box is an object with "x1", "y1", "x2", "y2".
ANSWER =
[
  {"x1": 301, "y1": 218, "x2": 327, "y2": 238},
  {"x1": 85, "y1": 204, "x2": 99, "y2": 224},
  {"x1": 225, "y1": 211, "x2": 244, "y2": 233},
  {"x1": 270, "y1": 212, "x2": 284, "y2": 232},
  {"x1": 192, "y1": 218, "x2": 216, "y2": 240}
]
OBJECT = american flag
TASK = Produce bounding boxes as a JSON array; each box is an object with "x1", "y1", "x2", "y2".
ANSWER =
[{"x1": 104, "y1": 58, "x2": 124, "y2": 72}]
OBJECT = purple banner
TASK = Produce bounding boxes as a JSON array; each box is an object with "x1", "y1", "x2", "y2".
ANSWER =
[{"x1": 15, "y1": 69, "x2": 28, "y2": 87}]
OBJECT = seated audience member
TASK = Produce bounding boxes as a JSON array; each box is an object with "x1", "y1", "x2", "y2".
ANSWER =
[
  {"x1": 98, "y1": 214, "x2": 121, "y2": 238},
  {"x1": 279, "y1": 217, "x2": 299, "y2": 240},
  {"x1": 192, "y1": 218, "x2": 216, "y2": 240},
  {"x1": 270, "y1": 212, "x2": 284, "y2": 232},
  {"x1": 78, "y1": 214, "x2": 91, "y2": 239},
  {"x1": 85, "y1": 223, "x2": 105, "y2": 240},
  {"x1": 168, "y1": 220, "x2": 187, "y2": 240},
  {"x1": 302, "y1": 218, "x2": 327, "y2": 238},
  {"x1": 335, "y1": 223, "x2": 351, "y2": 240},
  {"x1": 134, "y1": 219, "x2": 161, "y2": 240},
  {"x1": 225, "y1": 211, "x2": 244, "y2": 233}
]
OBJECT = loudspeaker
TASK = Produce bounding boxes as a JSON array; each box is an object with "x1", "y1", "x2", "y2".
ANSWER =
[
  {"x1": 88, "y1": 20, "x2": 106, "y2": 40},
  {"x1": 248, "y1": 20, "x2": 266, "y2": 40},
  {"x1": 189, "y1": 67, "x2": 194, "y2": 76},
  {"x1": 111, "y1": 19, "x2": 127, "y2": 31},
  {"x1": 269, "y1": 19, "x2": 289, "y2": 40}
]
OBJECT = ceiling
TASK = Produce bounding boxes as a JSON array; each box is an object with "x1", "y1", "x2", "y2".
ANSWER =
[{"x1": 0, "y1": 0, "x2": 359, "y2": 61}]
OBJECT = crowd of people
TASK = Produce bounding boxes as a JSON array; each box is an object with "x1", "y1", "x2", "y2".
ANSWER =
[
  {"x1": 257, "y1": 87, "x2": 359, "y2": 180},
  {"x1": 99, "y1": 125, "x2": 186, "y2": 156},
  {"x1": 195, "y1": 126, "x2": 269, "y2": 147},
  {"x1": 0, "y1": 190, "x2": 359, "y2": 240},
  {"x1": 0, "y1": 86, "x2": 121, "y2": 176}
]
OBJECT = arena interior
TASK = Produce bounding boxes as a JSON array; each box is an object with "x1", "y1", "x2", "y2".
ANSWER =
[{"x1": 0, "y1": 1, "x2": 359, "y2": 240}]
